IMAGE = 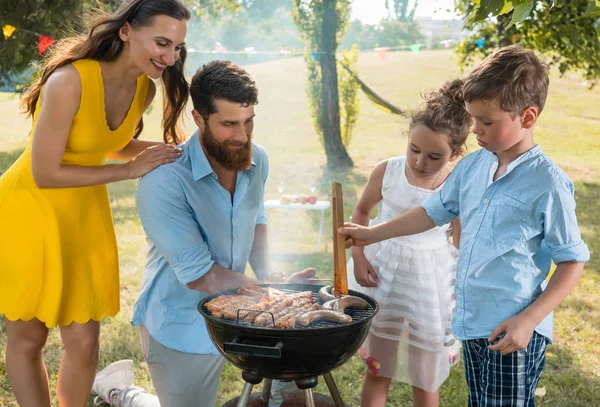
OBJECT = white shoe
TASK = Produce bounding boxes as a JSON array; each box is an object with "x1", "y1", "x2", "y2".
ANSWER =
[{"x1": 92, "y1": 360, "x2": 134, "y2": 404}]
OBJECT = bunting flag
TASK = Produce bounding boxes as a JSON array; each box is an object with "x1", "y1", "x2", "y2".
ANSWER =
[
  {"x1": 214, "y1": 41, "x2": 226, "y2": 53},
  {"x1": 376, "y1": 47, "x2": 388, "y2": 60},
  {"x1": 38, "y1": 34, "x2": 54, "y2": 55},
  {"x1": 510, "y1": 33, "x2": 521, "y2": 43},
  {"x1": 311, "y1": 52, "x2": 318, "y2": 61},
  {"x1": 476, "y1": 38, "x2": 485, "y2": 49},
  {"x1": 244, "y1": 46, "x2": 256, "y2": 57},
  {"x1": 409, "y1": 44, "x2": 420, "y2": 56},
  {"x1": 3, "y1": 24, "x2": 16, "y2": 40}
]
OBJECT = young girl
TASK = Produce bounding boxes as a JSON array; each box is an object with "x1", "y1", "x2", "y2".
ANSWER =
[
  {"x1": 347, "y1": 79, "x2": 471, "y2": 407},
  {"x1": 0, "y1": 1, "x2": 189, "y2": 405}
]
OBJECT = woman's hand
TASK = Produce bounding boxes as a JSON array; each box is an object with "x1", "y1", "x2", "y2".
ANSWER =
[
  {"x1": 352, "y1": 249, "x2": 378, "y2": 288},
  {"x1": 338, "y1": 222, "x2": 376, "y2": 248},
  {"x1": 125, "y1": 144, "x2": 181, "y2": 179}
]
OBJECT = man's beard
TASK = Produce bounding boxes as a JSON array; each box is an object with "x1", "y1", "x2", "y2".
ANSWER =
[{"x1": 201, "y1": 124, "x2": 253, "y2": 171}]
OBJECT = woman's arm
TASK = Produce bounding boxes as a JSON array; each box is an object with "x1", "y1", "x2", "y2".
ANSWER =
[{"x1": 31, "y1": 67, "x2": 180, "y2": 188}]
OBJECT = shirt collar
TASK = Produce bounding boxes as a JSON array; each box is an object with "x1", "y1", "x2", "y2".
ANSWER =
[
  {"x1": 187, "y1": 129, "x2": 257, "y2": 182},
  {"x1": 489, "y1": 144, "x2": 542, "y2": 170}
]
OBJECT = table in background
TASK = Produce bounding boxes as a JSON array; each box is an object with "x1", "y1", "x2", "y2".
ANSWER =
[{"x1": 264, "y1": 200, "x2": 331, "y2": 250}]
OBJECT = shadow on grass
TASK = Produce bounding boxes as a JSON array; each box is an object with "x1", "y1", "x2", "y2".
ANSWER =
[
  {"x1": 0, "y1": 149, "x2": 25, "y2": 175},
  {"x1": 539, "y1": 344, "x2": 600, "y2": 406},
  {"x1": 574, "y1": 181, "x2": 599, "y2": 275}
]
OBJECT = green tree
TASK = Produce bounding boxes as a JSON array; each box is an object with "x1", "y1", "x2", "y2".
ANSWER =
[
  {"x1": 293, "y1": 0, "x2": 354, "y2": 169},
  {"x1": 0, "y1": 0, "x2": 93, "y2": 86},
  {"x1": 0, "y1": 0, "x2": 239, "y2": 88},
  {"x1": 456, "y1": 0, "x2": 600, "y2": 86},
  {"x1": 385, "y1": 0, "x2": 418, "y2": 22}
]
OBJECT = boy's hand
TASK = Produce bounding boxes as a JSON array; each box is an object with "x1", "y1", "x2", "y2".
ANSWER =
[
  {"x1": 338, "y1": 223, "x2": 376, "y2": 248},
  {"x1": 487, "y1": 314, "x2": 537, "y2": 355},
  {"x1": 352, "y1": 251, "x2": 379, "y2": 288}
]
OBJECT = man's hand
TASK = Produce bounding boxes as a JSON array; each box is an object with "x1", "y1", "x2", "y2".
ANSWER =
[
  {"x1": 338, "y1": 223, "x2": 376, "y2": 248},
  {"x1": 487, "y1": 314, "x2": 537, "y2": 355},
  {"x1": 285, "y1": 268, "x2": 317, "y2": 283}
]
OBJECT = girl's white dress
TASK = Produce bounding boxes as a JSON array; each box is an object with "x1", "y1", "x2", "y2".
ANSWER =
[{"x1": 348, "y1": 156, "x2": 460, "y2": 392}]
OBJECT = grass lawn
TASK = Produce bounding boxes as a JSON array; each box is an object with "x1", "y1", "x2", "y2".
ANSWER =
[{"x1": 0, "y1": 49, "x2": 598, "y2": 406}]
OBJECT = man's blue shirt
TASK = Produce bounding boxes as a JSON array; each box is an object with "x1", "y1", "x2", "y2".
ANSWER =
[
  {"x1": 132, "y1": 131, "x2": 268, "y2": 354},
  {"x1": 422, "y1": 146, "x2": 589, "y2": 342}
]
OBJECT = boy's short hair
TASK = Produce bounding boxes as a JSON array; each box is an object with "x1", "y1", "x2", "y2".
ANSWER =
[
  {"x1": 190, "y1": 60, "x2": 258, "y2": 118},
  {"x1": 464, "y1": 45, "x2": 549, "y2": 116}
]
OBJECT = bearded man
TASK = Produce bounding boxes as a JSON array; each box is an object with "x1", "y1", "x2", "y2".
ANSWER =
[{"x1": 90, "y1": 61, "x2": 314, "y2": 407}]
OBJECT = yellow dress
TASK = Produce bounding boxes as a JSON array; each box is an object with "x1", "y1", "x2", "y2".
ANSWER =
[{"x1": 0, "y1": 59, "x2": 149, "y2": 327}]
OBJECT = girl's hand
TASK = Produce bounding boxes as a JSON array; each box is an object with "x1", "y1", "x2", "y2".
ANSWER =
[
  {"x1": 352, "y1": 251, "x2": 378, "y2": 288},
  {"x1": 125, "y1": 144, "x2": 181, "y2": 179},
  {"x1": 338, "y1": 222, "x2": 376, "y2": 248}
]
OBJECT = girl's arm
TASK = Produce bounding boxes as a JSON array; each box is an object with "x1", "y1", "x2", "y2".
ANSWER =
[
  {"x1": 31, "y1": 67, "x2": 180, "y2": 188},
  {"x1": 351, "y1": 160, "x2": 387, "y2": 255},
  {"x1": 351, "y1": 160, "x2": 387, "y2": 287},
  {"x1": 451, "y1": 217, "x2": 461, "y2": 249},
  {"x1": 351, "y1": 160, "x2": 387, "y2": 227}
]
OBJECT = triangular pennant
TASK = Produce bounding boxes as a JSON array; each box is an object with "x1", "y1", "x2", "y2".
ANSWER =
[
  {"x1": 476, "y1": 38, "x2": 485, "y2": 49},
  {"x1": 3, "y1": 24, "x2": 16, "y2": 40},
  {"x1": 409, "y1": 44, "x2": 420, "y2": 56},
  {"x1": 214, "y1": 41, "x2": 226, "y2": 53},
  {"x1": 38, "y1": 34, "x2": 54, "y2": 55},
  {"x1": 376, "y1": 47, "x2": 388, "y2": 60},
  {"x1": 311, "y1": 52, "x2": 318, "y2": 61}
]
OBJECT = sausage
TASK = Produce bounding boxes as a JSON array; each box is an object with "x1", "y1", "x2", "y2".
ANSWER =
[
  {"x1": 333, "y1": 295, "x2": 369, "y2": 313},
  {"x1": 298, "y1": 310, "x2": 352, "y2": 327},
  {"x1": 318, "y1": 285, "x2": 337, "y2": 302},
  {"x1": 322, "y1": 299, "x2": 338, "y2": 310}
]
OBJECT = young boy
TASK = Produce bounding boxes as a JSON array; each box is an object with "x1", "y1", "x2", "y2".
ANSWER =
[{"x1": 339, "y1": 45, "x2": 590, "y2": 406}]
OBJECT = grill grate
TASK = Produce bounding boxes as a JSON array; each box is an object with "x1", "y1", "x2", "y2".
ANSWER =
[{"x1": 203, "y1": 286, "x2": 378, "y2": 330}]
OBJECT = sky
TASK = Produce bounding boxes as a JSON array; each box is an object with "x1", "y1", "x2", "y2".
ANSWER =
[{"x1": 350, "y1": 0, "x2": 459, "y2": 24}]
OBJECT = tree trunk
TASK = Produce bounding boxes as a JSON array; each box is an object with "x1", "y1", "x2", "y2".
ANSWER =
[{"x1": 320, "y1": 0, "x2": 353, "y2": 170}]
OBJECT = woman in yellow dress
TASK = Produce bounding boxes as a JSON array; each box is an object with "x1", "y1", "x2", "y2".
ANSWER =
[{"x1": 0, "y1": 1, "x2": 191, "y2": 405}]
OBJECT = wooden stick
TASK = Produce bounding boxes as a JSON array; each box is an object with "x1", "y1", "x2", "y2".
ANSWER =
[{"x1": 332, "y1": 182, "x2": 348, "y2": 296}]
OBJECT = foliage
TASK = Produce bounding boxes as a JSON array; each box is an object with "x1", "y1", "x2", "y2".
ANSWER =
[
  {"x1": 456, "y1": 0, "x2": 600, "y2": 86},
  {"x1": 385, "y1": 0, "x2": 418, "y2": 21},
  {"x1": 0, "y1": 0, "x2": 96, "y2": 87},
  {"x1": 338, "y1": 45, "x2": 360, "y2": 147},
  {"x1": 339, "y1": 18, "x2": 424, "y2": 50}
]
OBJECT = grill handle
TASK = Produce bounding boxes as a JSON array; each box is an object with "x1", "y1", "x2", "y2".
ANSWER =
[{"x1": 223, "y1": 338, "x2": 283, "y2": 359}]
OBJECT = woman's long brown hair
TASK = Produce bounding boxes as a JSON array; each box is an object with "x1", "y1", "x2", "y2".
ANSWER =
[{"x1": 20, "y1": 0, "x2": 191, "y2": 144}]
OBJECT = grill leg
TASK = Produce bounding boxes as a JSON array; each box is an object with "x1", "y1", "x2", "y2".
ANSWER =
[
  {"x1": 236, "y1": 382, "x2": 254, "y2": 407},
  {"x1": 261, "y1": 379, "x2": 272, "y2": 404},
  {"x1": 323, "y1": 372, "x2": 345, "y2": 407},
  {"x1": 304, "y1": 388, "x2": 316, "y2": 407},
  {"x1": 237, "y1": 383, "x2": 254, "y2": 407}
]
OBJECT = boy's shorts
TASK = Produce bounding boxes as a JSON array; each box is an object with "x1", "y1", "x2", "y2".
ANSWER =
[{"x1": 462, "y1": 331, "x2": 548, "y2": 407}]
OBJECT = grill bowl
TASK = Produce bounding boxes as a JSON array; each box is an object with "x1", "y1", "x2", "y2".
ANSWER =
[{"x1": 198, "y1": 283, "x2": 378, "y2": 380}]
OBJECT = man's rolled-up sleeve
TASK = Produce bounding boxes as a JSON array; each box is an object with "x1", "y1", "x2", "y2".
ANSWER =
[
  {"x1": 136, "y1": 169, "x2": 214, "y2": 285},
  {"x1": 542, "y1": 181, "x2": 590, "y2": 264},
  {"x1": 422, "y1": 165, "x2": 461, "y2": 226}
]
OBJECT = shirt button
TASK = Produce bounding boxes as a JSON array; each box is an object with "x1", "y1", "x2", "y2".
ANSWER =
[
  {"x1": 459, "y1": 304, "x2": 463, "y2": 309},
  {"x1": 483, "y1": 199, "x2": 488, "y2": 204},
  {"x1": 471, "y1": 234, "x2": 475, "y2": 238}
]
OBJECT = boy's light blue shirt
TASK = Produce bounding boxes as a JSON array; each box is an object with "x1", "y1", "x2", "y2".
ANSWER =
[
  {"x1": 132, "y1": 131, "x2": 268, "y2": 354},
  {"x1": 422, "y1": 146, "x2": 589, "y2": 342}
]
